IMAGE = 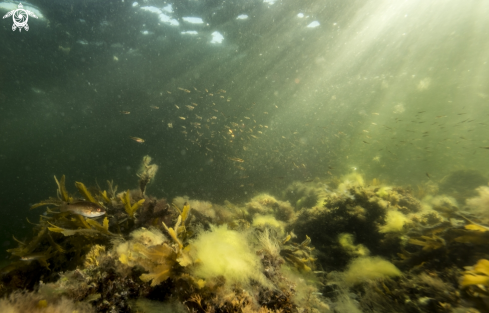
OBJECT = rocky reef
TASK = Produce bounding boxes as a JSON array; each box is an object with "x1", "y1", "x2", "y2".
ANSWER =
[{"x1": 1, "y1": 160, "x2": 489, "y2": 313}]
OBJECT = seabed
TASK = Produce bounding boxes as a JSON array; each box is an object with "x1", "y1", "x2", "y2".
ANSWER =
[{"x1": 1, "y1": 156, "x2": 488, "y2": 313}]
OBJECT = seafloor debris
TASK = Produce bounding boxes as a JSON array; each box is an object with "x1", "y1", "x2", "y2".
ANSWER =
[{"x1": 1, "y1": 162, "x2": 489, "y2": 312}]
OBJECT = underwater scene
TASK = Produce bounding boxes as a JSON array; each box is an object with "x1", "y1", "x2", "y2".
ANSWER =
[{"x1": 1, "y1": 0, "x2": 489, "y2": 312}]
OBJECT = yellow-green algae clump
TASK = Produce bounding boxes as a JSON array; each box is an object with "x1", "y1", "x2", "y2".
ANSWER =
[{"x1": 190, "y1": 224, "x2": 270, "y2": 287}]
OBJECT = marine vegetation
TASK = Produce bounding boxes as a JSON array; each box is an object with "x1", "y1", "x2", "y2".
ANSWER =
[
  {"x1": 0, "y1": 156, "x2": 329, "y2": 313},
  {"x1": 1, "y1": 161, "x2": 489, "y2": 313}
]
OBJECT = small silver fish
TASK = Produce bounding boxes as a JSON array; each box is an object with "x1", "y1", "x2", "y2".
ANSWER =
[{"x1": 21, "y1": 252, "x2": 49, "y2": 261}]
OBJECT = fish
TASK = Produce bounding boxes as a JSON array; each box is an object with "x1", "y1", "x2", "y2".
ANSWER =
[
  {"x1": 130, "y1": 136, "x2": 145, "y2": 143},
  {"x1": 228, "y1": 157, "x2": 244, "y2": 163},
  {"x1": 120, "y1": 111, "x2": 130, "y2": 114},
  {"x1": 178, "y1": 87, "x2": 191, "y2": 93},
  {"x1": 185, "y1": 105, "x2": 195, "y2": 110},
  {"x1": 480, "y1": 146, "x2": 489, "y2": 149},
  {"x1": 20, "y1": 249, "x2": 52, "y2": 269},
  {"x1": 179, "y1": 117, "x2": 186, "y2": 120},
  {"x1": 426, "y1": 172, "x2": 431, "y2": 179},
  {"x1": 61, "y1": 201, "x2": 106, "y2": 217},
  {"x1": 20, "y1": 252, "x2": 50, "y2": 261},
  {"x1": 150, "y1": 105, "x2": 159, "y2": 109}
]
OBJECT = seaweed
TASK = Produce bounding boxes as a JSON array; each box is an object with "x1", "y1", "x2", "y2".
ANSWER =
[
  {"x1": 461, "y1": 259, "x2": 489, "y2": 288},
  {"x1": 54, "y1": 175, "x2": 72, "y2": 203},
  {"x1": 121, "y1": 190, "x2": 145, "y2": 218},
  {"x1": 8, "y1": 161, "x2": 489, "y2": 313},
  {"x1": 137, "y1": 155, "x2": 159, "y2": 195},
  {"x1": 279, "y1": 234, "x2": 316, "y2": 272},
  {"x1": 75, "y1": 181, "x2": 97, "y2": 203},
  {"x1": 137, "y1": 243, "x2": 176, "y2": 286}
]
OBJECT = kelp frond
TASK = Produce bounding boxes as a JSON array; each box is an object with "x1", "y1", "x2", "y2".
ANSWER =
[
  {"x1": 280, "y1": 235, "x2": 316, "y2": 272},
  {"x1": 107, "y1": 179, "x2": 118, "y2": 198},
  {"x1": 409, "y1": 234, "x2": 446, "y2": 251},
  {"x1": 54, "y1": 175, "x2": 73, "y2": 202},
  {"x1": 47, "y1": 222, "x2": 100, "y2": 237},
  {"x1": 75, "y1": 181, "x2": 97, "y2": 203},
  {"x1": 454, "y1": 231, "x2": 489, "y2": 245},
  {"x1": 47, "y1": 218, "x2": 116, "y2": 237},
  {"x1": 121, "y1": 190, "x2": 145, "y2": 218},
  {"x1": 162, "y1": 216, "x2": 183, "y2": 249},
  {"x1": 85, "y1": 217, "x2": 111, "y2": 235},
  {"x1": 26, "y1": 218, "x2": 40, "y2": 226},
  {"x1": 47, "y1": 233, "x2": 66, "y2": 253},
  {"x1": 140, "y1": 263, "x2": 173, "y2": 287},
  {"x1": 8, "y1": 227, "x2": 47, "y2": 257},
  {"x1": 100, "y1": 190, "x2": 111, "y2": 204},
  {"x1": 161, "y1": 212, "x2": 194, "y2": 267},
  {"x1": 30, "y1": 198, "x2": 63, "y2": 210},
  {"x1": 118, "y1": 239, "x2": 178, "y2": 287},
  {"x1": 32, "y1": 175, "x2": 77, "y2": 209},
  {"x1": 461, "y1": 259, "x2": 489, "y2": 288},
  {"x1": 181, "y1": 202, "x2": 191, "y2": 223},
  {"x1": 75, "y1": 214, "x2": 92, "y2": 229},
  {"x1": 134, "y1": 242, "x2": 175, "y2": 264}
]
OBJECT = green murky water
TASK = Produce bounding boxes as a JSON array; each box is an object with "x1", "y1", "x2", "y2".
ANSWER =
[{"x1": 0, "y1": 1, "x2": 488, "y2": 311}]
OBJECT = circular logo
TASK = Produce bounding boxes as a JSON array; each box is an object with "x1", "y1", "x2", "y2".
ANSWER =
[
  {"x1": 13, "y1": 9, "x2": 28, "y2": 28},
  {"x1": 3, "y1": 3, "x2": 38, "y2": 32}
]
